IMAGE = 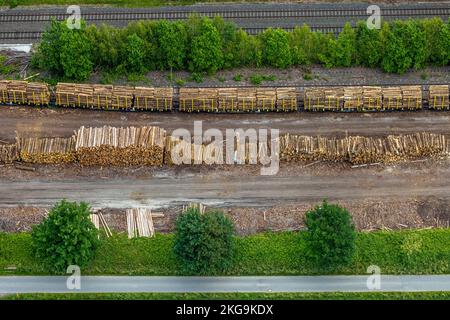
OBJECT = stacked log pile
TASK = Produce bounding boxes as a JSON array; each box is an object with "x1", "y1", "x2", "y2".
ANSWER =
[
  {"x1": 237, "y1": 88, "x2": 257, "y2": 112},
  {"x1": 110, "y1": 85, "x2": 134, "y2": 110},
  {"x1": 179, "y1": 88, "x2": 199, "y2": 112},
  {"x1": 401, "y1": 85, "x2": 422, "y2": 110},
  {"x1": 280, "y1": 132, "x2": 449, "y2": 164},
  {"x1": 382, "y1": 87, "x2": 402, "y2": 110},
  {"x1": 0, "y1": 80, "x2": 7, "y2": 104},
  {"x1": 0, "y1": 143, "x2": 19, "y2": 163},
  {"x1": 343, "y1": 87, "x2": 363, "y2": 111},
  {"x1": 218, "y1": 88, "x2": 238, "y2": 112},
  {"x1": 304, "y1": 87, "x2": 343, "y2": 111},
  {"x1": 276, "y1": 87, "x2": 297, "y2": 111},
  {"x1": 75, "y1": 126, "x2": 166, "y2": 166},
  {"x1": 26, "y1": 82, "x2": 50, "y2": 105},
  {"x1": 256, "y1": 88, "x2": 276, "y2": 111},
  {"x1": 17, "y1": 136, "x2": 76, "y2": 163},
  {"x1": 429, "y1": 85, "x2": 449, "y2": 110},
  {"x1": 92, "y1": 84, "x2": 113, "y2": 109},
  {"x1": 154, "y1": 87, "x2": 173, "y2": 111},
  {"x1": 363, "y1": 86, "x2": 382, "y2": 110},
  {"x1": 7, "y1": 80, "x2": 27, "y2": 104},
  {"x1": 56, "y1": 83, "x2": 93, "y2": 107}
]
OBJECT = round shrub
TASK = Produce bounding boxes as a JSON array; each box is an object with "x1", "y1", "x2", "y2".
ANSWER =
[
  {"x1": 173, "y1": 208, "x2": 234, "y2": 275},
  {"x1": 31, "y1": 200, "x2": 100, "y2": 273},
  {"x1": 304, "y1": 200, "x2": 356, "y2": 269}
]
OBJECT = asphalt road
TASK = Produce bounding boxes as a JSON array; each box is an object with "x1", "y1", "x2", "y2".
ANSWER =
[
  {"x1": 0, "y1": 165, "x2": 448, "y2": 208},
  {"x1": 1, "y1": 276, "x2": 450, "y2": 293}
]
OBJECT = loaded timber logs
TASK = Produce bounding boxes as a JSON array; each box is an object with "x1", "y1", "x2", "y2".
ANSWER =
[
  {"x1": 429, "y1": 85, "x2": 449, "y2": 110},
  {"x1": 74, "y1": 126, "x2": 166, "y2": 166}
]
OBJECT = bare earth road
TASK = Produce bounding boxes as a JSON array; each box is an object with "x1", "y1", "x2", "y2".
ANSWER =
[
  {"x1": 1, "y1": 276, "x2": 450, "y2": 293},
  {"x1": 0, "y1": 165, "x2": 448, "y2": 208},
  {"x1": 2, "y1": 107, "x2": 450, "y2": 141}
]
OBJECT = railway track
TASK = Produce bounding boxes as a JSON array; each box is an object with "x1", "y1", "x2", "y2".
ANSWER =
[{"x1": 0, "y1": 7, "x2": 449, "y2": 22}]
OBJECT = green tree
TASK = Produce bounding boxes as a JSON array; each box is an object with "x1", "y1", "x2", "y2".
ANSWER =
[
  {"x1": 31, "y1": 200, "x2": 99, "y2": 273},
  {"x1": 154, "y1": 20, "x2": 187, "y2": 70},
  {"x1": 380, "y1": 22, "x2": 411, "y2": 73},
  {"x1": 231, "y1": 29, "x2": 261, "y2": 67},
  {"x1": 403, "y1": 20, "x2": 427, "y2": 70},
  {"x1": 85, "y1": 24, "x2": 120, "y2": 69},
  {"x1": 32, "y1": 19, "x2": 64, "y2": 74},
  {"x1": 173, "y1": 208, "x2": 234, "y2": 275},
  {"x1": 422, "y1": 18, "x2": 450, "y2": 66},
  {"x1": 289, "y1": 25, "x2": 315, "y2": 65},
  {"x1": 355, "y1": 21, "x2": 382, "y2": 68},
  {"x1": 316, "y1": 33, "x2": 338, "y2": 68},
  {"x1": 260, "y1": 28, "x2": 292, "y2": 68},
  {"x1": 123, "y1": 33, "x2": 146, "y2": 74},
  {"x1": 336, "y1": 23, "x2": 356, "y2": 67},
  {"x1": 188, "y1": 17, "x2": 223, "y2": 73},
  {"x1": 304, "y1": 200, "x2": 356, "y2": 269},
  {"x1": 212, "y1": 16, "x2": 238, "y2": 69},
  {"x1": 59, "y1": 24, "x2": 93, "y2": 80}
]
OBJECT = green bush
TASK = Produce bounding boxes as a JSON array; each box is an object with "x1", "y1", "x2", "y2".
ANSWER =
[
  {"x1": 188, "y1": 17, "x2": 223, "y2": 73},
  {"x1": 260, "y1": 28, "x2": 292, "y2": 68},
  {"x1": 31, "y1": 200, "x2": 99, "y2": 273},
  {"x1": 31, "y1": 17, "x2": 450, "y2": 80},
  {"x1": 304, "y1": 200, "x2": 356, "y2": 269},
  {"x1": 173, "y1": 208, "x2": 234, "y2": 275}
]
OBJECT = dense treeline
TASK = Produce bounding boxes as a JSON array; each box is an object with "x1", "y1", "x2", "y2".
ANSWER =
[{"x1": 33, "y1": 16, "x2": 450, "y2": 81}]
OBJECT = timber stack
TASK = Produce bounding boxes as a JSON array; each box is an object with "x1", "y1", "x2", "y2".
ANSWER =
[
  {"x1": 217, "y1": 88, "x2": 238, "y2": 112},
  {"x1": 0, "y1": 80, "x2": 8, "y2": 104},
  {"x1": 363, "y1": 86, "x2": 382, "y2": 111},
  {"x1": 280, "y1": 132, "x2": 449, "y2": 164},
  {"x1": 429, "y1": 85, "x2": 449, "y2": 110},
  {"x1": 56, "y1": 83, "x2": 93, "y2": 108},
  {"x1": 276, "y1": 87, "x2": 297, "y2": 112},
  {"x1": 17, "y1": 136, "x2": 76, "y2": 163},
  {"x1": 75, "y1": 126, "x2": 166, "y2": 166},
  {"x1": 26, "y1": 82, "x2": 51, "y2": 106},
  {"x1": 237, "y1": 87, "x2": 257, "y2": 112},
  {"x1": 7, "y1": 80, "x2": 27, "y2": 104},
  {"x1": 0, "y1": 143, "x2": 19, "y2": 163},
  {"x1": 256, "y1": 88, "x2": 276, "y2": 111},
  {"x1": 343, "y1": 87, "x2": 364, "y2": 111},
  {"x1": 382, "y1": 87, "x2": 402, "y2": 110},
  {"x1": 304, "y1": 87, "x2": 343, "y2": 111},
  {"x1": 401, "y1": 85, "x2": 422, "y2": 110}
]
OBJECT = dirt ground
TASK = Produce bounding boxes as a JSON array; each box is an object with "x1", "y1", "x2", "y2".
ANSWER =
[{"x1": 1, "y1": 195, "x2": 449, "y2": 235}]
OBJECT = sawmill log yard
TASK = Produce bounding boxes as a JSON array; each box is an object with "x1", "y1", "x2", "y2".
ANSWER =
[{"x1": 1, "y1": 0, "x2": 450, "y2": 305}]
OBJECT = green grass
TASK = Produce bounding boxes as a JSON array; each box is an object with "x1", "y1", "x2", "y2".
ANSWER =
[
  {"x1": 3, "y1": 292, "x2": 450, "y2": 300},
  {"x1": 1, "y1": 229, "x2": 450, "y2": 276}
]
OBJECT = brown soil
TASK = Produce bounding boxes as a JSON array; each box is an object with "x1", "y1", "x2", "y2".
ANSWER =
[{"x1": 1, "y1": 196, "x2": 448, "y2": 235}]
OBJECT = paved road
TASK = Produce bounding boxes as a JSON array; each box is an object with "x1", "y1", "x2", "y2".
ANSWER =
[
  {"x1": 1, "y1": 276, "x2": 450, "y2": 293},
  {"x1": 0, "y1": 165, "x2": 448, "y2": 208}
]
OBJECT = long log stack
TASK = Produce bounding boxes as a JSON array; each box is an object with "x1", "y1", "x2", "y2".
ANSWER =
[
  {"x1": 7, "y1": 80, "x2": 27, "y2": 104},
  {"x1": 56, "y1": 83, "x2": 94, "y2": 108},
  {"x1": 276, "y1": 87, "x2": 297, "y2": 112},
  {"x1": 0, "y1": 80, "x2": 8, "y2": 104},
  {"x1": 218, "y1": 87, "x2": 238, "y2": 112},
  {"x1": 0, "y1": 143, "x2": 19, "y2": 163},
  {"x1": 382, "y1": 86, "x2": 402, "y2": 110},
  {"x1": 280, "y1": 132, "x2": 449, "y2": 164},
  {"x1": 363, "y1": 86, "x2": 382, "y2": 111},
  {"x1": 75, "y1": 126, "x2": 166, "y2": 166},
  {"x1": 17, "y1": 136, "x2": 76, "y2": 163},
  {"x1": 429, "y1": 85, "x2": 449, "y2": 110},
  {"x1": 26, "y1": 82, "x2": 51, "y2": 106},
  {"x1": 237, "y1": 87, "x2": 257, "y2": 112},
  {"x1": 134, "y1": 87, "x2": 173, "y2": 111},
  {"x1": 343, "y1": 87, "x2": 364, "y2": 111},
  {"x1": 401, "y1": 85, "x2": 422, "y2": 110},
  {"x1": 256, "y1": 88, "x2": 276, "y2": 111},
  {"x1": 304, "y1": 87, "x2": 343, "y2": 111}
]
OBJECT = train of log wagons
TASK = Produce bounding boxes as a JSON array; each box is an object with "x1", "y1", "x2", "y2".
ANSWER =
[{"x1": 0, "y1": 80, "x2": 449, "y2": 112}]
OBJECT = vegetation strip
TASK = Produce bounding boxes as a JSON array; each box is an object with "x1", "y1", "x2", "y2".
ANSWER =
[
  {"x1": 1, "y1": 228, "x2": 450, "y2": 276},
  {"x1": 2, "y1": 292, "x2": 450, "y2": 300},
  {"x1": 28, "y1": 17, "x2": 450, "y2": 81}
]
